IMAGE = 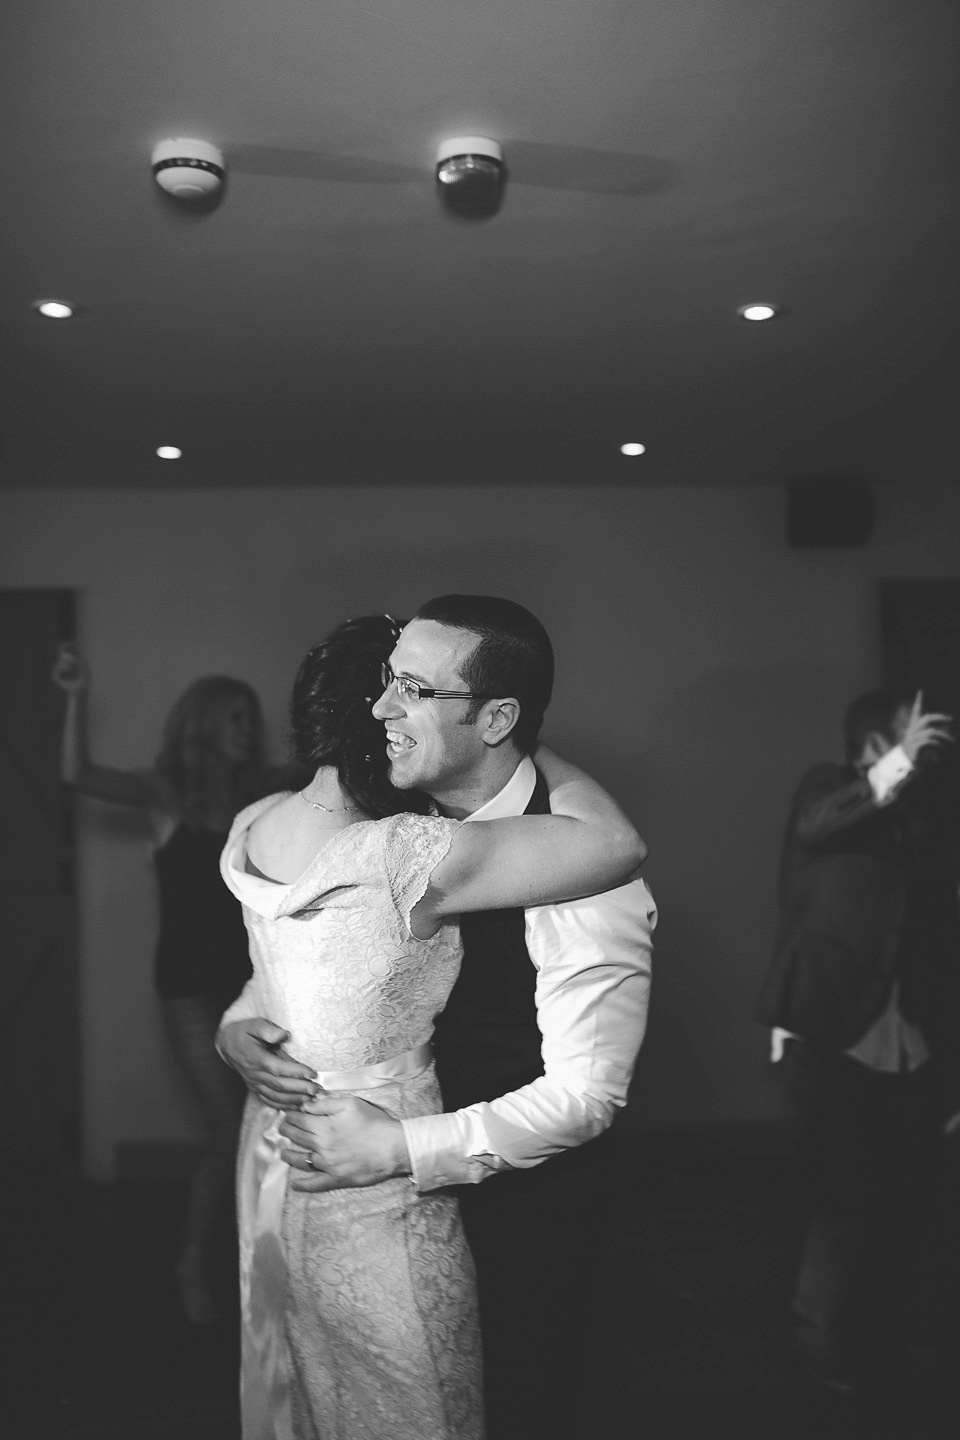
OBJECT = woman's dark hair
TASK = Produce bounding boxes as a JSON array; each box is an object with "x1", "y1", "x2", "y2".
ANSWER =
[{"x1": 290, "y1": 615, "x2": 426, "y2": 817}]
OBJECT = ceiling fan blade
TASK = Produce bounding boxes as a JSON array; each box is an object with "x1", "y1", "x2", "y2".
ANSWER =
[
  {"x1": 230, "y1": 144, "x2": 422, "y2": 185},
  {"x1": 505, "y1": 141, "x2": 677, "y2": 196}
]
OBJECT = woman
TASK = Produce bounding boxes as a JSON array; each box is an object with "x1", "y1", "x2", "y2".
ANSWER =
[
  {"x1": 221, "y1": 616, "x2": 645, "y2": 1440},
  {"x1": 51, "y1": 645, "x2": 287, "y2": 1324}
]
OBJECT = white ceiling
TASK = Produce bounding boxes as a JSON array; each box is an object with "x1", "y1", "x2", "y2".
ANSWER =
[{"x1": 1, "y1": 0, "x2": 957, "y2": 487}]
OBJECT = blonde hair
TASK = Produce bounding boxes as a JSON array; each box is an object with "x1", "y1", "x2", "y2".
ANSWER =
[{"x1": 155, "y1": 676, "x2": 265, "y2": 826}]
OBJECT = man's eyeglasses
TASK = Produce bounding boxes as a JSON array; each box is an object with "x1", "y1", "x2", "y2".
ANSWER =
[{"x1": 380, "y1": 663, "x2": 494, "y2": 704}]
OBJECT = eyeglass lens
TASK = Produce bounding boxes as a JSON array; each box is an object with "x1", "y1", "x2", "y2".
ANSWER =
[{"x1": 382, "y1": 662, "x2": 418, "y2": 698}]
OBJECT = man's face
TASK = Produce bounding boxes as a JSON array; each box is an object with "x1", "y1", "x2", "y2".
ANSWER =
[{"x1": 371, "y1": 619, "x2": 488, "y2": 797}]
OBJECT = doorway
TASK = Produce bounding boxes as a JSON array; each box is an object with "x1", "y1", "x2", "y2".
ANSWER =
[{"x1": 0, "y1": 589, "x2": 79, "y2": 1163}]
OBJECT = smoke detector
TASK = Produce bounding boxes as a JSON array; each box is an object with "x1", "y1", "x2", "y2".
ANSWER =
[
  {"x1": 152, "y1": 138, "x2": 226, "y2": 198},
  {"x1": 435, "y1": 136, "x2": 505, "y2": 213}
]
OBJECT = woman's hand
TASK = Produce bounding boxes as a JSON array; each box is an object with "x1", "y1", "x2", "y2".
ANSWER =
[{"x1": 51, "y1": 643, "x2": 89, "y2": 695}]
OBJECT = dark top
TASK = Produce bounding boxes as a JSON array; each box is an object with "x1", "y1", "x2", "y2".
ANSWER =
[{"x1": 153, "y1": 824, "x2": 252, "y2": 1001}]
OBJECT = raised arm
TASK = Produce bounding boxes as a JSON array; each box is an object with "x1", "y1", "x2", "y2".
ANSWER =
[
  {"x1": 414, "y1": 748, "x2": 646, "y2": 933},
  {"x1": 795, "y1": 693, "x2": 952, "y2": 848},
  {"x1": 793, "y1": 765, "x2": 890, "y2": 847},
  {"x1": 51, "y1": 644, "x2": 168, "y2": 809}
]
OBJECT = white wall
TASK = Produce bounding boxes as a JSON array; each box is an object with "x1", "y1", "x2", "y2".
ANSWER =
[{"x1": 3, "y1": 483, "x2": 959, "y2": 1178}]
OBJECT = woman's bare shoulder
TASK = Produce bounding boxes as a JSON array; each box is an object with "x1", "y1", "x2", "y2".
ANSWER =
[{"x1": 234, "y1": 791, "x2": 294, "y2": 843}]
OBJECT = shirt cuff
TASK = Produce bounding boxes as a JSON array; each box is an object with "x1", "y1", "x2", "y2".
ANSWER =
[
  {"x1": 867, "y1": 745, "x2": 913, "y2": 803},
  {"x1": 401, "y1": 1113, "x2": 514, "y2": 1192}
]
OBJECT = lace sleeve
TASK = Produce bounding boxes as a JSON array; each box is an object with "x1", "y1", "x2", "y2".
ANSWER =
[{"x1": 382, "y1": 813, "x2": 461, "y2": 937}]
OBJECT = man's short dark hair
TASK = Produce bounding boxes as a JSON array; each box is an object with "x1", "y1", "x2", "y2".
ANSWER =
[
  {"x1": 414, "y1": 594, "x2": 554, "y2": 753},
  {"x1": 843, "y1": 688, "x2": 912, "y2": 763}
]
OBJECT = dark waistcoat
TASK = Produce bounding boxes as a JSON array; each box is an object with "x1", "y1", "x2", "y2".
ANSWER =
[{"x1": 433, "y1": 768, "x2": 599, "y2": 1204}]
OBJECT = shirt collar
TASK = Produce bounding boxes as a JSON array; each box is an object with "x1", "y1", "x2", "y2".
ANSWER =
[{"x1": 462, "y1": 753, "x2": 537, "y2": 822}]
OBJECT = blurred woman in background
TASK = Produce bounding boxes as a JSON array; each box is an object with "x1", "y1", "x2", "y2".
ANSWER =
[{"x1": 51, "y1": 645, "x2": 287, "y2": 1324}]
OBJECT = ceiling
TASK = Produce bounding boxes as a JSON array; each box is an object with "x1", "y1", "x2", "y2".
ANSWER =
[{"x1": 1, "y1": 0, "x2": 957, "y2": 488}]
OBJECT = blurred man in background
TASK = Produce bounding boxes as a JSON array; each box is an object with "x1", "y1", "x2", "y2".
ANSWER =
[{"x1": 756, "y1": 689, "x2": 960, "y2": 1395}]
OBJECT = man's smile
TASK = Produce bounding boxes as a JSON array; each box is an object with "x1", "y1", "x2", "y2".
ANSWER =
[{"x1": 386, "y1": 729, "x2": 416, "y2": 757}]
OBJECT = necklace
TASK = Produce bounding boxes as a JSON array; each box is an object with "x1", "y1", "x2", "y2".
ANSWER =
[{"x1": 298, "y1": 788, "x2": 356, "y2": 814}]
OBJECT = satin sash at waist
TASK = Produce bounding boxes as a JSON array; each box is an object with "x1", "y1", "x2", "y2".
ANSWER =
[
  {"x1": 310, "y1": 1040, "x2": 433, "y2": 1093},
  {"x1": 238, "y1": 1041, "x2": 433, "y2": 1440}
]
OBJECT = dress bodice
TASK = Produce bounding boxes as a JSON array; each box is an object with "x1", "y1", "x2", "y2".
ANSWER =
[{"x1": 220, "y1": 797, "x2": 463, "y2": 1071}]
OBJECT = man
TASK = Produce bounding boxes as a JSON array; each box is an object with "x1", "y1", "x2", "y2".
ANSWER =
[
  {"x1": 755, "y1": 688, "x2": 960, "y2": 1394},
  {"x1": 219, "y1": 595, "x2": 655, "y2": 1440}
]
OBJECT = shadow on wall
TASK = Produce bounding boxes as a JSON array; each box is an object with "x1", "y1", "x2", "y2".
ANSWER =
[
  {"x1": 868, "y1": 485, "x2": 947, "y2": 546},
  {"x1": 624, "y1": 659, "x2": 854, "y2": 1130}
]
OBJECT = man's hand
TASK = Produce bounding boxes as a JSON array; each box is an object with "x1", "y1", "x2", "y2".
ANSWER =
[
  {"x1": 217, "y1": 1018, "x2": 320, "y2": 1108},
  {"x1": 279, "y1": 1096, "x2": 411, "y2": 1192},
  {"x1": 900, "y1": 691, "x2": 953, "y2": 764}
]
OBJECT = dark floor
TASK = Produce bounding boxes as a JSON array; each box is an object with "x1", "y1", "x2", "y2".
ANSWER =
[{"x1": 4, "y1": 1133, "x2": 958, "y2": 1439}]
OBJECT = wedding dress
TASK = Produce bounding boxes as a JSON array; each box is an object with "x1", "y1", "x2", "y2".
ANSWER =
[{"x1": 221, "y1": 799, "x2": 483, "y2": 1440}]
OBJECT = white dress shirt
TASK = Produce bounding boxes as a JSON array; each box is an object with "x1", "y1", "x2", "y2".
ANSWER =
[{"x1": 402, "y1": 755, "x2": 656, "y2": 1191}]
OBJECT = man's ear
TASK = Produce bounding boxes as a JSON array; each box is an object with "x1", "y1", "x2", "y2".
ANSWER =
[{"x1": 479, "y1": 698, "x2": 521, "y2": 748}]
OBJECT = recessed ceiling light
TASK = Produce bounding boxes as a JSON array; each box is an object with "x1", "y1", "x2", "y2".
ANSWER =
[
  {"x1": 156, "y1": 446, "x2": 182, "y2": 460},
  {"x1": 738, "y1": 303, "x2": 778, "y2": 322},
  {"x1": 620, "y1": 442, "x2": 646, "y2": 457},
  {"x1": 36, "y1": 300, "x2": 74, "y2": 319}
]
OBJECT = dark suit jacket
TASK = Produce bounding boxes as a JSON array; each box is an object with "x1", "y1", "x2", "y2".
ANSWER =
[{"x1": 756, "y1": 757, "x2": 960, "y2": 1107}]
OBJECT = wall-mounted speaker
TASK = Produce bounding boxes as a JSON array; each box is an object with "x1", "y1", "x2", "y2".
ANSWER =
[{"x1": 786, "y1": 478, "x2": 875, "y2": 547}]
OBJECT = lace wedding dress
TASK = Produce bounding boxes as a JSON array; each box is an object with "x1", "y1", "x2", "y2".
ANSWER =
[{"x1": 221, "y1": 799, "x2": 483, "y2": 1440}]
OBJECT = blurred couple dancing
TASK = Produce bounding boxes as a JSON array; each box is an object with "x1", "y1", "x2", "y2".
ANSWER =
[{"x1": 216, "y1": 594, "x2": 657, "y2": 1440}]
